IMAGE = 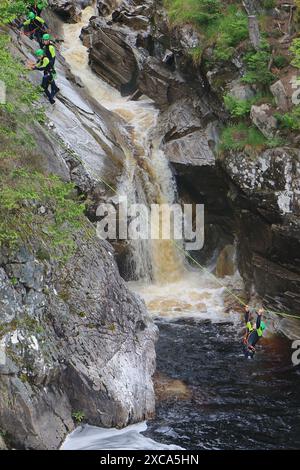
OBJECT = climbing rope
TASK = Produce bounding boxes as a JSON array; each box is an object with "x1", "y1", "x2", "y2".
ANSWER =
[
  {"x1": 25, "y1": 40, "x2": 300, "y2": 323},
  {"x1": 43, "y1": 124, "x2": 300, "y2": 322},
  {"x1": 172, "y1": 240, "x2": 300, "y2": 321}
]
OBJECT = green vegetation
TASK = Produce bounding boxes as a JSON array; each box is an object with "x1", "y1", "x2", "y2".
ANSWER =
[
  {"x1": 273, "y1": 55, "x2": 289, "y2": 69},
  {"x1": 72, "y1": 411, "x2": 85, "y2": 423},
  {"x1": 242, "y1": 45, "x2": 275, "y2": 87},
  {"x1": 163, "y1": 2, "x2": 287, "y2": 155},
  {"x1": 290, "y1": 38, "x2": 300, "y2": 69},
  {"x1": 276, "y1": 106, "x2": 300, "y2": 131},
  {"x1": 262, "y1": 0, "x2": 276, "y2": 9},
  {"x1": 212, "y1": 6, "x2": 248, "y2": 62},
  {"x1": 224, "y1": 93, "x2": 273, "y2": 118},
  {"x1": 219, "y1": 123, "x2": 282, "y2": 154},
  {"x1": 0, "y1": 1, "x2": 48, "y2": 23},
  {"x1": 295, "y1": 0, "x2": 300, "y2": 25},
  {"x1": 0, "y1": 169, "x2": 85, "y2": 257},
  {"x1": 188, "y1": 46, "x2": 203, "y2": 65},
  {"x1": 0, "y1": 33, "x2": 86, "y2": 260},
  {"x1": 164, "y1": 0, "x2": 221, "y2": 27},
  {"x1": 0, "y1": 1, "x2": 27, "y2": 23},
  {"x1": 165, "y1": 1, "x2": 248, "y2": 62},
  {"x1": 223, "y1": 94, "x2": 253, "y2": 118},
  {"x1": 0, "y1": 315, "x2": 44, "y2": 340}
]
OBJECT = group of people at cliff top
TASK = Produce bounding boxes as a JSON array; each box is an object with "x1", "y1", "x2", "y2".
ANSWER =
[
  {"x1": 243, "y1": 305, "x2": 267, "y2": 359},
  {"x1": 17, "y1": 1, "x2": 59, "y2": 104}
]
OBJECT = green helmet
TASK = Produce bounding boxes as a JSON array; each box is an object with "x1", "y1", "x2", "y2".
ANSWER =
[
  {"x1": 28, "y1": 12, "x2": 36, "y2": 20},
  {"x1": 260, "y1": 321, "x2": 266, "y2": 331},
  {"x1": 35, "y1": 49, "x2": 44, "y2": 57},
  {"x1": 42, "y1": 33, "x2": 50, "y2": 41}
]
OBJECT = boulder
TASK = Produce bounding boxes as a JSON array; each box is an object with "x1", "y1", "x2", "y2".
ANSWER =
[
  {"x1": 0, "y1": 236, "x2": 157, "y2": 449},
  {"x1": 223, "y1": 147, "x2": 300, "y2": 315},
  {"x1": 270, "y1": 80, "x2": 289, "y2": 112},
  {"x1": 88, "y1": 22, "x2": 139, "y2": 95},
  {"x1": 250, "y1": 104, "x2": 277, "y2": 138},
  {"x1": 227, "y1": 79, "x2": 256, "y2": 101},
  {"x1": 48, "y1": 0, "x2": 92, "y2": 22},
  {"x1": 138, "y1": 57, "x2": 187, "y2": 107},
  {"x1": 97, "y1": 0, "x2": 118, "y2": 17}
]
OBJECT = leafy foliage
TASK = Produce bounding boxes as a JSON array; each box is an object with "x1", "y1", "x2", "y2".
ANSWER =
[
  {"x1": 164, "y1": 0, "x2": 222, "y2": 27},
  {"x1": 224, "y1": 95, "x2": 252, "y2": 118},
  {"x1": 242, "y1": 45, "x2": 275, "y2": 87},
  {"x1": 188, "y1": 46, "x2": 203, "y2": 64},
  {"x1": 290, "y1": 38, "x2": 300, "y2": 69},
  {"x1": 223, "y1": 93, "x2": 271, "y2": 118},
  {"x1": 0, "y1": 35, "x2": 44, "y2": 121},
  {"x1": 213, "y1": 6, "x2": 248, "y2": 61},
  {"x1": 273, "y1": 55, "x2": 289, "y2": 69},
  {"x1": 0, "y1": 1, "x2": 48, "y2": 24},
  {"x1": 0, "y1": 1, "x2": 27, "y2": 24},
  {"x1": 0, "y1": 33, "x2": 85, "y2": 260},
  {"x1": 72, "y1": 411, "x2": 85, "y2": 423},
  {"x1": 262, "y1": 0, "x2": 276, "y2": 9},
  {"x1": 0, "y1": 163, "x2": 85, "y2": 259},
  {"x1": 219, "y1": 123, "x2": 282, "y2": 154},
  {"x1": 275, "y1": 106, "x2": 300, "y2": 131}
]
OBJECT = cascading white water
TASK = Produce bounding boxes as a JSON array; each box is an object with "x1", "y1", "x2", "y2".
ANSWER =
[
  {"x1": 62, "y1": 5, "x2": 186, "y2": 283},
  {"x1": 61, "y1": 6, "x2": 240, "y2": 319}
]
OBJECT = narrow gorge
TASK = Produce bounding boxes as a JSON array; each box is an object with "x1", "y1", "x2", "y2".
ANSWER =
[{"x1": 0, "y1": 0, "x2": 300, "y2": 451}]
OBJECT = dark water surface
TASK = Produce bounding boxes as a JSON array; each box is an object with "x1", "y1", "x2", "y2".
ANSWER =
[{"x1": 146, "y1": 318, "x2": 300, "y2": 450}]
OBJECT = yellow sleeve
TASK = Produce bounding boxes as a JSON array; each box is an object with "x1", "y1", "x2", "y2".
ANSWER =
[{"x1": 36, "y1": 16, "x2": 45, "y2": 24}]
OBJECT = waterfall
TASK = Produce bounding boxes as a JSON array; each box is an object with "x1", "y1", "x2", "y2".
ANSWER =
[
  {"x1": 61, "y1": 6, "x2": 242, "y2": 321},
  {"x1": 62, "y1": 6, "x2": 186, "y2": 283}
]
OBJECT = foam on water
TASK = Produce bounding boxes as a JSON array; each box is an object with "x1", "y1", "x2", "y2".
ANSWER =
[{"x1": 61, "y1": 423, "x2": 183, "y2": 450}]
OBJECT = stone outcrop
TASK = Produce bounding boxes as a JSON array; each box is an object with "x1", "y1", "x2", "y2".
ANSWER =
[
  {"x1": 223, "y1": 147, "x2": 300, "y2": 314},
  {"x1": 250, "y1": 104, "x2": 278, "y2": 138},
  {"x1": 0, "y1": 21, "x2": 157, "y2": 450},
  {"x1": 77, "y1": 0, "x2": 300, "y2": 321},
  {"x1": 88, "y1": 20, "x2": 140, "y2": 95},
  {"x1": 0, "y1": 235, "x2": 157, "y2": 450},
  {"x1": 48, "y1": 0, "x2": 92, "y2": 22},
  {"x1": 138, "y1": 57, "x2": 187, "y2": 108},
  {"x1": 270, "y1": 80, "x2": 290, "y2": 112}
]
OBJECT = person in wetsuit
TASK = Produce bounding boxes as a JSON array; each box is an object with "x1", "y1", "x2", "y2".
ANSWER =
[
  {"x1": 30, "y1": 48, "x2": 59, "y2": 104},
  {"x1": 243, "y1": 306, "x2": 266, "y2": 359},
  {"x1": 42, "y1": 33, "x2": 56, "y2": 66},
  {"x1": 18, "y1": 12, "x2": 48, "y2": 47}
]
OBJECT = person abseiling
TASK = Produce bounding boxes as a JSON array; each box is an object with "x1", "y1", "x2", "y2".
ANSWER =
[
  {"x1": 18, "y1": 11, "x2": 48, "y2": 47},
  {"x1": 42, "y1": 33, "x2": 56, "y2": 66},
  {"x1": 30, "y1": 49, "x2": 59, "y2": 104},
  {"x1": 243, "y1": 306, "x2": 266, "y2": 359}
]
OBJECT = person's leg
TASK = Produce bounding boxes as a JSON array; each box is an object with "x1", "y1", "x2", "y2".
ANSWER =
[
  {"x1": 42, "y1": 75, "x2": 55, "y2": 103},
  {"x1": 47, "y1": 78, "x2": 59, "y2": 101},
  {"x1": 50, "y1": 79, "x2": 59, "y2": 97},
  {"x1": 247, "y1": 331, "x2": 260, "y2": 358}
]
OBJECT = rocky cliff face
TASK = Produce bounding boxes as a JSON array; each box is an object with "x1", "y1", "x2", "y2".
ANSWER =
[
  {"x1": 223, "y1": 147, "x2": 300, "y2": 313},
  {"x1": 0, "y1": 234, "x2": 157, "y2": 450},
  {"x1": 0, "y1": 7, "x2": 158, "y2": 449},
  {"x1": 80, "y1": 0, "x2": 300, "y2": 317}
]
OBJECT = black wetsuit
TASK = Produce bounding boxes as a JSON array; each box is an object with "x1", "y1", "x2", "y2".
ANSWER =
[
  {"x1": 34, "y1": 56, "x2": 59, "y2": 104},
  {"x1": 19, "y1": 17, "x2": 48, "y2": 48},
  {"x1": 244, "y1": 311, "x2": 262, "y2": 358}
]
